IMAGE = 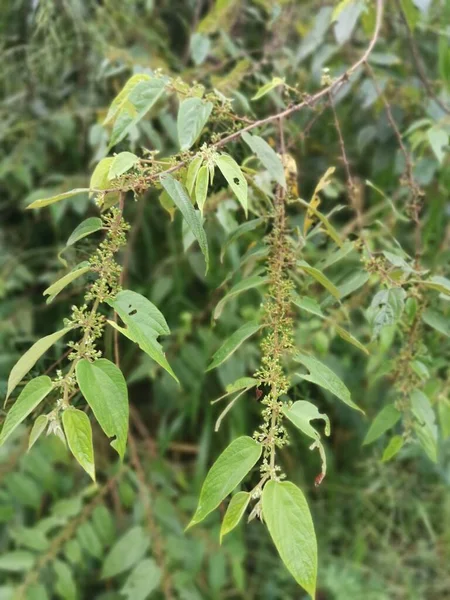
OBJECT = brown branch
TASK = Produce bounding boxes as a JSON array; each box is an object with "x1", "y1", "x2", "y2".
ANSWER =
[
  {"x1": 95, "y1": 0, "x2": 385, "y2": 196},
  {"x1": 365, "y1": 60, "x2": 423, "y2": 263}
]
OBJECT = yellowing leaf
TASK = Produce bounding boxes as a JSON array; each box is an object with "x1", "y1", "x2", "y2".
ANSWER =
[{"x1": 303, "y1": 167, "x2": 335, "y2": 236}]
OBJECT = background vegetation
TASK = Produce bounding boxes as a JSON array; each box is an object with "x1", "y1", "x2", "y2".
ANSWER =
[{"x1": 1, "y1": 0, "x2": 449, "y2": 598}]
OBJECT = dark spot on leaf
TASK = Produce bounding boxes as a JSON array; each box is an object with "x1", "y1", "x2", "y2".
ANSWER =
[
  {"x1": 233, "y1": 177, "x2": 240, "y2": 185},
  {"x1": 128, "y1": 308, "x2": 137, "y2": 316}
]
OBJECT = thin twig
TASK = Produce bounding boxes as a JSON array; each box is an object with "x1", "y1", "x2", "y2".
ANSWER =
[
  {"x1": 394, "y1": 0, "x2": 450, "y2": 115},
  {"x1": 94, "y1": 0, "x2": 384, "y2": 197}
]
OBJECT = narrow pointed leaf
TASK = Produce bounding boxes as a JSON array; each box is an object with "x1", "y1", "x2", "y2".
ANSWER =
[
  {"x1": 334, "y1": 324, "x2": 369, "y2": 355},
  {"x1": 242, "y1": 132, "x2": 286, "y2": 188},
  {"x1": 214, "y1": 275, "x2": 269, "y2": 320},
  {"x1": 62, "y1": 408, "x2": 96, "y2": 481},
  {"x1": 298, "y1": 260, "x2": 340, "y2": 299},
  {"x1": 220, "y1": 492, "x2": 251, "y2": 543},
  {"x1": 215, "y1": 154, "x2": 248, "y2": 216},
  {"x1": 188, "y1": 436, "x2": 262, "y2": 528},
  {"x1": 221, "y1": 217, "x2": 264, "y2": 262},
  {"x1": 43, "y1": 264, "x2": 90, "y2": 304},
  {"x1": 382, "y1": 435, "x2": 404, "y2": 462},
  {"x1": 252, "y1": 77, "x2": 284, "y2": 100},
  {"x1": 419, "y1": 275, "x2": 450, "y2": 296},
  {"x1": 160, "y1": 174, "x2": 209, "y2": 271},
  {"x1": 0, "y1": 377, "x2": 53, "y2": 446},
  {"x1": 363, "y1": 404, "x2": 401, "y2": 445},
  {"x1": 195, "y1": 165, "x2": 209, "y2": 214},
  {"x1": 262, "y1": 480, "x2": 317, "y2": 597},
  {"x1": 26, "y1": 189, "x2": 89, "y2": 210},
  {"x1": 66, "y1": 218, "x2": 103, "y2": 247},
  {"x1": 178, "y1": 97, "x2": 213, "y2": 150},
  {"x1": 186, "y1": 155, "x2": 203, "y2": 194},
  {"x1": 207, "y1": 321, "x2": 261, "y2": 371},
  {"x1": 28, "y1": 415, "x2": 49, "y2": 450},
  {"x1": 294, "y1": 352, "x2": 364, "y2": 413},
  {"x1": 76, "y1": 359, "x2": 128, "y2": 459},
  {"x1": 6, "y1": 327, "x2": 72, "y2": 401},
  {"x1": 292, "y1": 294, "x2": 325, "y2": 318}
]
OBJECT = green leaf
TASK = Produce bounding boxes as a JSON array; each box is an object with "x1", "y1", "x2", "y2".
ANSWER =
[
  {"x1": 160, "y1": 174, "x2": 209, "y2": 271},
  {"x1": 294, "y1": 352, "x2": 363, "y2": 413},
  {"x1": 104, "y1": 74, "x2": 166, "y2": 148},
  {"x1": 220, "y1": 492, "x2": 251, "y2": 543},
  {"x1": 215, "y1": 153, "x2": 248, "y2": 216},
  {"x1": 400, "y1": 0, "x2": 420, "y2": 30},
  {"x1": 28, "y1": 415, "x2": 49, "y2": 450},
  {"x1": 26, "y1": 189, "x2": 89, "y2": 210},
  {"x1": 336, "y1": 270, "x2": 370, "y2": 300},
  {"x1": 427, "y1": 127, "x2": 448, "y2": 164},
  {"x1": 225, "y1": 377, "x2": 258, "y2": 395},
  {"x1": 422, "y1": 308, "x2": 450, "y2": 337},
  {"x1": 107, "y1": 289, "x2": 177, "y2": 382},
  {"x1": 76, "y1": 359, "x2": 128, "y2": 459},
  {"x1": 178, "y1": 97, "x2": 213, "y2": 150},
  {"x1": 0, "y1": 551, "x2": 35, "y2": 572},
  {"x1": 66, "y1": 217, "x2": 103, "y2": 247},
  {"x1": 333, "y1": 0, "x2": 364, "y2": 45},
  {"x1": 298, "y1": 260, "x2": 340, "y2": 299},
  {"x1": 186, "y1": 155, "x2": 203, "y2": 195},
  {"x1": 242, "y1": 132, "x2": 286, "y2": 188},
  {"x1": 283, "y1": 400, "x2": 330, "y2": 442},
  {"x1": 0, "y1": 376, "x2": 53, "y2": 446},
  {"x1": 53, "y1": 559, "x2": 77, "y2": 600},
  {"x1": 334, "y1": 324, "x2": 369, "y2": 355},
  {"x1": 92, "y1": 506, "x2": 116, "y2": 546},
  {"x1": 43, "y1": 264, "x2": 90, "y2": 304},
  {"x1": 6, "y1": 327, "x2": 72, "y2": 401},
  {"x1": 412, "y1": 390, "x2": 438, "y2": 463},
  {"x1": 188, "y1": 436, "x2": 262, "y2": 528},
  {"x1": 195, "y1": 165, "x2": 209, "y2": 215},
  {"x1": 90, "y1": 158, "x2": 114, "y2": 193},
  {"x1": 108, "y1": 152, "x2": 139, "y2": 180},
  {"x1": 292, "y1": 294, "x2": 325, "y2": 318},
  {"x1": 283, "y1": 400, "x2": 330, "y2": 478},
  {"x1": 296, "y1": 198, "x2": 343, "y2": 247},
  {"x1": 220, "y1": 217, "x2": 265, "y2": 262},
  {"x1": 214, "y1": 275, "x2": 269, "y2": 319},
  {"x1": 319, "y1": 240, "x2": 355, "y2": 270},
  {"x1": 262, "y1": 480, "x2": 317, "y2": 597},
  {"x1": 62, "y1": 408, "x2": 96, "y2": 482},
  {"x1": 207, "y1": 321, "x2": 261, "y2": 371},
  {"x1": 363, "y1": 404, "x2": 401, "y2": 445},
  {"x1": 367, "y1": 287, "x2": 406, "y2": 338},
  {"x1": 382, "y1": 435, "x2": 404, "y2": 462},
  {"x1": 101, "y1": 526, "x2": 150, "y2": 579},
  {"x1": 438, "y1": 399, "x2": 450, "y2": 440},
  {"x1": 420, "y1": 275, "x2": 450, "y2": 296},
  {"x1": 252, "y1": 77, "x2": 284, "y2": 100},
  {"x1": 121, "y1": 558, "x2": 162, "y2": 600}
]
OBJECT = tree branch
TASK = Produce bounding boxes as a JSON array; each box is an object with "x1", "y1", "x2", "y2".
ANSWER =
[{"x1": 98, "y1": 0, "x2": 385, "y2": 195}]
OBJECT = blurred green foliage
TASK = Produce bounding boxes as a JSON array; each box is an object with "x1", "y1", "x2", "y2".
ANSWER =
[{"x1": 1, "y1": 0, "x2": 450, "y2": 599}]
